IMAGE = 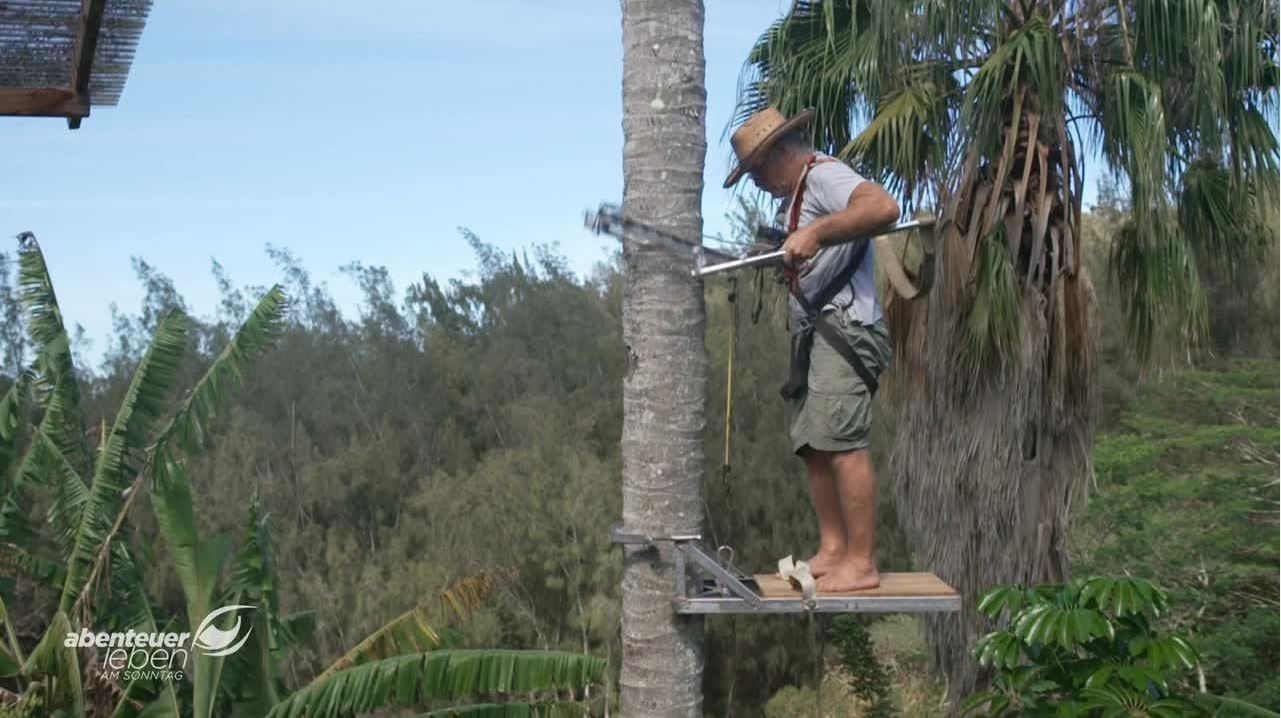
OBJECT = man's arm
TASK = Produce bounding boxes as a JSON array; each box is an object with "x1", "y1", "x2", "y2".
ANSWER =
[{"x1": 782, "y1": 182, "x2": 900, "y2": 266}]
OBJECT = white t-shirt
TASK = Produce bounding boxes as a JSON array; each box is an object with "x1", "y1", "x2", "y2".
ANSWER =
[{"x1": 779, "y1": 154, "x2": 882, "y2": 330}]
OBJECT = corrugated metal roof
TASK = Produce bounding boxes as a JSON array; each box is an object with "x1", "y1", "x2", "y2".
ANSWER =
[{"x1": 0, "y1": 0, "x2": 153, "y2": 106}]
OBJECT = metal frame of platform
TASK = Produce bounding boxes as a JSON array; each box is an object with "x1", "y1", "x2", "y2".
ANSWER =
[{"x1": 612, "y1": 524, "x2": 961, "y2": 615}]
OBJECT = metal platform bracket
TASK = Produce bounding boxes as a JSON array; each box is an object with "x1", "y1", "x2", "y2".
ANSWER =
[{"x1": 612, "y1": 523, "x2": 962, "y2": 615}]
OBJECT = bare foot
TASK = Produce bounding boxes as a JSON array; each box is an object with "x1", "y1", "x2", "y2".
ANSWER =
[
  {"x1": 805, "y1": 552, "x2": 844, "y2": 578},
  {"x1": 815, "y1": 562, "x2": 880, "y2": 593}
]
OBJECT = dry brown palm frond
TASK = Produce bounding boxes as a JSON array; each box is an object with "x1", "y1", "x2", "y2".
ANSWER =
[{"x1": 438, "y1": 570, "x2": 504, "y2": 623}]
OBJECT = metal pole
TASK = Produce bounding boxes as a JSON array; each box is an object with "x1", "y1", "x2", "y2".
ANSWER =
[{"x1": 691, "y1": 217, "x2": 935, "y2": 278}]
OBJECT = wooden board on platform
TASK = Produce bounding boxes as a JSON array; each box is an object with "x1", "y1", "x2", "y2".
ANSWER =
[
  {"x1": 673, "y1": 571, "x2": 961, "y2": 614},
  {"x1": 754, "y1": 572, "x2": 958, "y2": 598}
]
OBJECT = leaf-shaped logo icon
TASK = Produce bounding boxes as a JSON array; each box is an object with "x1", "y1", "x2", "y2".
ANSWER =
[{"x1": 193, "y1": 605, "x2": 255, "y2": 657}]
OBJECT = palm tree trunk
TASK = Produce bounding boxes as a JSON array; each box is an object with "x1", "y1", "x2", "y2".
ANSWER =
[
  {"x1": 887, "y1": 101, "x2": 1098, "y2": 707},
  {"x1": 619, "y1": 0, "x2": 707, "y2": 715}
]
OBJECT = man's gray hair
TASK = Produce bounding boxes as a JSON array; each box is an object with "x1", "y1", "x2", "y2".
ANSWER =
[{"x1": 766, "y1": 129, "x2": 814, "y2": 164}]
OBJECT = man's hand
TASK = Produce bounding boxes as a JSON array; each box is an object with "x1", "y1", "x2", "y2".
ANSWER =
[
  {"x1": 782, "y1": 183, "x2": 899, "y2": 268},
  {"x1": 782, "y1": 224, "x2": 822, "y2": 268}
]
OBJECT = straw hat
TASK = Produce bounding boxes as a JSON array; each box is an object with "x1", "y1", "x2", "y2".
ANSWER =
[{"x1": 723, "y1": 106, "x2": 815, "y2": 188}]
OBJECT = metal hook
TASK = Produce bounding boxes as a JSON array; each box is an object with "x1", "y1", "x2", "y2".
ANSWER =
[{"x1": 717, "y1": 545, "x2": 735, "y2": 567}]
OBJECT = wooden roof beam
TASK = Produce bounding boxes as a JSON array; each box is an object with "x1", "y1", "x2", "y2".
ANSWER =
[
  {"x1": 0, "y1": 88, "x2": 89, "y2": 118},
  {"x1": 66, "y1": 0, "x2": 107, "y2": 129}
]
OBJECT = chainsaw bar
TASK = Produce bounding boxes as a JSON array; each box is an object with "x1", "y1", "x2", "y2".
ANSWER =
[
  {"x1": 585, "y1": 202, "x2": 936, "y2": 299},
  {"x1": 584, "y1": 203, "x2": 740, "y2": 267}
]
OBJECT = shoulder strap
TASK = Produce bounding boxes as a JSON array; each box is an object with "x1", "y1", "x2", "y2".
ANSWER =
[
  {"x1": 784, "y1": 154, "x2": 846, "y2": 294},
  {"x1": 786, "y1": 154, "x2": 843, "y2": 233}
]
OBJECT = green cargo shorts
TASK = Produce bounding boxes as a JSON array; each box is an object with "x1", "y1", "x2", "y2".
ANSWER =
[{"x1": 786, "y1": 313, "x2": 892, "y2": 455}]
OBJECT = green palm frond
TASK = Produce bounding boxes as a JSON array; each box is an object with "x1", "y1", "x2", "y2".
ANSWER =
[
  {"x1": 1109, "y1": 221, "x2": 1208, "y2": 361},
  {"x1": 0, "y1": 648, "x2": 17, "y2": 679},
  {"x1": 1, "y1": 378, "x2": 83, "y2": 550},
  {"x1": 269, "y1": 650, "x2": 606, "y2": 718},
  {"x1": 60, "y1": 310, "x2": 189, "y2": 615},
  {"x1": 150, "y1": 456, "x2": 233, "y2": 718},
  {"x1": 1100, "y1": 71, "x2": 1171, "y2": 220},
  {"x1": 1177, "y1": 158, "x2": 1268, "y2": 273},
  {"x1": 21, "y1": 611, "x2": 83, "y2": 716},
  {"x1": 149, "y1": 287, "x2": 289, "y2": 615},
  {"x1": 17, "y1": 238, "x2": 79, "y2": 404},
  {"x1": 0, "y1": 474, "x2": 36, "y2": 550},
  {"x1": 415, "y1": 703, "x2": 590, "y2": 718},
  {"x1": 24, "y1": 428, "x2": 88, "y2": 555},
  {"x1": 16, "y1": 237, "x2": 88, "y2": 470},
  {"x1": 962, "y1": 224, "x2": 1022, "y2": 372},
  {"x1": 150, "y1": 455, "x2": 227, "y2": 620},
  {"x1": 225, "y1": 495, "x2": 277, "y2": 608},
  {"x1": 153, "y1": 285, "x2": 288, "y2": 457},
  {"x1": 219, "y1": 497, "x2": 309, "y2": 716},
  {"x1": 1131, "y1": 0, "x2": 1226, "y2": 138},
  {"x1": 845, "y1": 81, "x2": 949, "y2": 205},
  {"x1": 0, "y1": 365, "x2": 32, "y2": 445},
  {"x1": 0, "y1": 593, "x2": 22, "y2": 668},
  {"x1": 969, "y1": 17, "x2": 1064, "y2": 148},
  {"x1": 741, "y1": 1, "x2": 862, "y2": 152},
  {"x1": 16, "y1": 236, "x2": 72, "y2": 357},
  {"x1": 146, "y1": 289, "x2": 289, "y2": 718},
  {"x1": 140, "y1": 289, "x2": 286, "y2": 718},
  {"x1": 740, "y1": 0, "x2": 929, "y2": 152},
  {"x1": 1227, "y1": 102, "x2": 1281, "y2": 190},
  {"x1": 0, "y1": 541, "x2": 61, "y2": 586}
]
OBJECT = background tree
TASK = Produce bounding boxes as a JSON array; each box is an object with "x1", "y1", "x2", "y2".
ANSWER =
[
  {"x1": 618, "y1": 0, "x2": 710, "y2": 715},
  {"x1": 736, "y1": 0, "x2": 1278, "y2": 699},
  {"x1": 2, "y1": 215, "x2": 1273, "y2": 713},
  {"x1": 0, "y1": 240, "x2": 606, "y2": 718}
]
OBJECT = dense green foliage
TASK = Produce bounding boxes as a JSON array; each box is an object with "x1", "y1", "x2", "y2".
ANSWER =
[
  {"x1": 1071, "y1": 360, "x2": 1280, "y2": 710},
  {"x1": 966, "y1": 577, "x2": 1207, "y2": 716},
  {"x1": 0, "y1": 240, "x2": 604, "y2": 717},
  {"x1": 0, "y1": 201, "x2": 1275, "y2": 714},
  {"x1": 830, "y1": 616, "x2": 896, "y2": 716}
]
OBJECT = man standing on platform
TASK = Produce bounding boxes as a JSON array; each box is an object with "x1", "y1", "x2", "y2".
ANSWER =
[{"x1": 724, "y1": 107, "x2": 900, "y2": 592}]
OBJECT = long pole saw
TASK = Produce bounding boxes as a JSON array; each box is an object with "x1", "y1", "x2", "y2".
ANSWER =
[
  {"x1": 692, "y1": 218, "x2": 933, "y2": 278},
  {"x1": 585, "y1": 203, "x2": 935, "y2": 292}
]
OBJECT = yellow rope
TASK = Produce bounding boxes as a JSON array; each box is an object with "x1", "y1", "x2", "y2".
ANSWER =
[{"x1": 723, "y1": 277, "x2": 738, "y2": 476}]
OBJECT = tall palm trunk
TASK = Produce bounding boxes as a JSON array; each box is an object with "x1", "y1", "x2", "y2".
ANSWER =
[
  {"x1": 619, "y1": 1, "x2": 707, "y2": 715},
  {"x1": 887, "y1": 88, "x2": 1098, "y2": 702}
]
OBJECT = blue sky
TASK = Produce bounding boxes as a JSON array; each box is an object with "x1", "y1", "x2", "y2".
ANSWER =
[{"x1": 3, "y1": 1, "x2": 795, "y2": 355}]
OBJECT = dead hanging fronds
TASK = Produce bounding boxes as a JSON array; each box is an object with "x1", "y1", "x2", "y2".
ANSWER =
[
  {"x1": 313, "y1": 571, "x2": 505, "y2": 682},
  {"x1": 314, "y1": 605, "x2": 443, "y2": 683},
  {"x1": 439, "y1": 570, "x2": 504, "y2": 624}
]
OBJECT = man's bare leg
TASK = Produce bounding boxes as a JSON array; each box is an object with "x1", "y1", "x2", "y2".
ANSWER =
[
  {"x1": 801, "y1": 448, "x2": 845, "y2": 578},
  {"x1": 816, "y1": 448, "x2": 881, "y2": 592}
]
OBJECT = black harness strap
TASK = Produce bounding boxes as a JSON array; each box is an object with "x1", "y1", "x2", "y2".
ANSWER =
[
  {"x1": 814, "y1": 317, "x2": 879, "y2": 395},
  {"x1": 778, "y1": 153, "x2": 882, "y2": 401},
  {"x1": 780, "y1": 237, "x2": 877, "y2": 399}
]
